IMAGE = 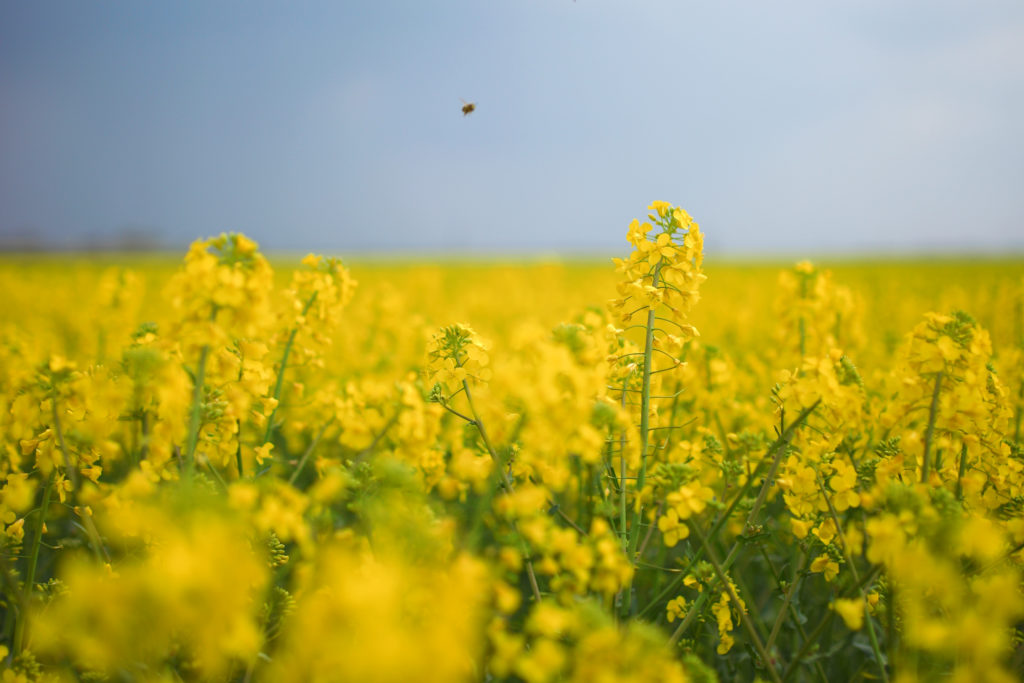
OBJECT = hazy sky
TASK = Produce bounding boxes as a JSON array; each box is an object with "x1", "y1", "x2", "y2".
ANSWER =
[{"x1": 1, "y1": 1, "x2": 1023, "y2": 255}]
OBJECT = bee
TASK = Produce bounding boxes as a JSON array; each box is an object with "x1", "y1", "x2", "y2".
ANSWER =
[{"x1": 460, "y1": 99, "x2": 476, "y2": 116}]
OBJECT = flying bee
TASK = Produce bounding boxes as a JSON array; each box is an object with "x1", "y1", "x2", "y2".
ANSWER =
[{"x1": 461, "y1": 99, "x2": 476, "y2": 116}]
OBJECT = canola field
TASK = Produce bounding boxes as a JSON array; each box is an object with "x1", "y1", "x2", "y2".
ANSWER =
[{"x1": 0, "y1": 203, "x2": 1023, "y2": 682}]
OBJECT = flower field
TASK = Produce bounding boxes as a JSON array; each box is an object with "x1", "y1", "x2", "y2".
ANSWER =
[{"x1": 1, "y1": 203, "x2": 1023, "y2": 682}]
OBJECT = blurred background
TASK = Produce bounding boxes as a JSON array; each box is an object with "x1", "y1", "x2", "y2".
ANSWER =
[{"x1": 1, "y1": 0, "x2": 1022, "y2": 257}]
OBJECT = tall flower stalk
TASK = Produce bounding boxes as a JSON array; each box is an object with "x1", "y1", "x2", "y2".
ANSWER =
[{"x1": 607, "y1": 201, "x2": 705, "y2": 613}]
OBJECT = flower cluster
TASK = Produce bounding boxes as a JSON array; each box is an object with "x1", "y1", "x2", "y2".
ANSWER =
[{"x1": 0, "y1": 212, "x2": 1022, "y2": 683}]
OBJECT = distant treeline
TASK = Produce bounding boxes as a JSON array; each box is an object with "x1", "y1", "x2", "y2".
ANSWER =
[{"x1": 0, "y1": 227, "x2": 166, "y2": 252}]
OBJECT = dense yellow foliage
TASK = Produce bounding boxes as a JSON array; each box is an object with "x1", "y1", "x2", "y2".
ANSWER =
[{"x1": 0, "y1": 208, "x2": 1022, "y2": 682}]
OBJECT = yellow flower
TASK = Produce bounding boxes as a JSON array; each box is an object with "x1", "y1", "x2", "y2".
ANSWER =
[
  {"x1": 832, "y1": 598, "x2": 864, "y2": 630},
  {"x1": 791, "y1": 517, "x2": 813, "y2": 539},
  {"x1": 711, "y1": 591, "x2": 738, "y2": 654},
  {"x1": 648, "y1": 200, "x2": 672, "y2": 218},
  {"x1": 812, "y1": 519, "x2": 837, "y2": 546},
  {"x1": 657, "y1": 508, "x2": 689, "y2": 547},
  {"x1": 255, "y1": 442, "x2": 274, "y2": 466},
  {"x1": 810, "y1": 555, "x2": 840, "y2": 582},
  {"x1": 666, "y1": 595, "x2": 687, "y2": 623},
  {"x1": 626, "y1": 218, "x2": 650, "y2": 246},
  {"x1": 527, "y1": 602, "x2": 576, "y2": 638}
]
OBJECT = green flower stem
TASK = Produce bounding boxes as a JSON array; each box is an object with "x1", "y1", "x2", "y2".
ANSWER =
[
  {"x1": 816, "y1": 475, "x2": 889, "y2": 683},
  {"x1": 668, "y1": 399, "x2": 820, "y2": 645},
  {"x1": 461, "y1": 379, "x2": 542, "y2": 603},
  {"x1": 263, "y1": 291, "x2": 319, "y2": 445},
  {"x1": 616, "y1": 391, "x2": 630, "y2": 617},
  {"x1": 638, "y1": 404, "x2": 813, "y2": 620},
  {"x1": 955, "y1": 442, "x2": 968, "y2": 500},
  {"x1": 51, "y1": 396, "x2": 110, "y2": 565},
  {"x1": 183, "y1": 307, "x2": 222, "y2": 471},
  {"x1": 636, "y1": 502, "x2": 662, "y2": 560},
  {"x1": 617, "y1": 269, "x2": 664, "y2": 618},
  {"x1": 1014, "y1": 379, "x2": 1022, "y2": 447},
  {"x1": 632, "y1": 263, "x2": 662, "y2": 529},
  {"x1": 764, "y1": 547, "x2": 808, "y2": 654},
  {"x1": 691, "y1": 521, "x2": 783, "y2": 683},
  {"x1": 465, "y1": 452, "x2": 507, "y2": 554},
  {"x1": 759, "y1": 546, "x2": 830, "y2": 683},
  {"x1": 1, "y1": 559, "x2": 25, "y2": 648},
  {"x1": 289, "y1": 417, "x2": 336, "y2": 486},
  {"x1": 13, "y1": 469, "x2": 55, "y2": 655},
  {"x1": 778, "y1": 563, "x2": 884, "y2": 681},
  {"x1": 201, "y1": 457, "x2": 228, "y2": 491},
  {"x1": 50, "y1": 395, "x2": 77, "y2": 490},
  {"x1": 235, "y1": 362, "x2": 245, "y2": 477},
  {"x1": 782, "y1": 610, "x2": 837, "y2": 682},
  {"x1": 618, "y1": 390, "x2": 628, "y2": 549},
  {"x1": 921, "y1": 371, "x2": 944, "y2": 483},
  {"x1": 184, "y1": 344, "x2": 211, "y2": 469},
  {"x1": 548, "y1": 500, "x2": 587, "y2": 536}
]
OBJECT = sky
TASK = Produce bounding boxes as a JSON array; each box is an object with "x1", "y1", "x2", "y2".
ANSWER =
[{"x1": 1, "y1": 1, "x2": 1023, "y2": 256}]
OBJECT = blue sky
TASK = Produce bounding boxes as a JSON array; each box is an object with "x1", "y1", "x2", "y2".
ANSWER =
[{"x1": 1, "y1": 1, "x2": 1022, "y2": 255}]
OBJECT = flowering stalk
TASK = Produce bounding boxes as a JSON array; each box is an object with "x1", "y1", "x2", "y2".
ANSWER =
[
  {"x1": 461, "y1": 379, "x2": 543, "y2": 603},
  {"x1": 921, "y1": 371, "x2": 943, "y2": 483},
  {"x1": 619, "y1": 267, "x2": 661, "y2": 618},
  {"x1": 764, "y1": 548, "x2": 808, "y2": 654},
  {"x1": 669, "y1": 399, "x2": 820, "y2": 645},
  {"x1": 816, "y1": 474, "x2": 889, "y2": 683},
  {"x1": 691, "y1": 521, "x2": 782, "y2": 683},
  {"x1": 13, "y1": 469, "x2": 55, "y2": 655},
  {"x1": 288, "y1": 417, "x2": 336, "y2": 486},
  {"x1": 263, "y1": 291, "x2": 319, "y2": 446},
  {"x1": 955, "y1": 442, "x2": 968, "y2": 500},
  {"x1": 618, "y1": 392, "x2": 628, "y2": 550},
  {"x1": 51, "y1": 390, "x2": 77, "y2": 489},
  {"x1": 184, "y1": 344, "x2": 210, "y2": 470},
  {"x1": 608, "y1": 203, "x2": 704, "y2": 616},
  {"x1": 630, "y1": 263, "x2": 661, "y2": 554}
]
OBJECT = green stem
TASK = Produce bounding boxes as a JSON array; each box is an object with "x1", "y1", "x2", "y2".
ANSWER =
[
  {"x1": 50, "y1": 396, "x2": 111, "y2": 566},
  {"x1": 1, "y1": 558, "x2": 25, "y2": 645},
  {"x1": 692, "y1": 522, "x2": 782, "y2": 683},
  {"x1": 1013, "y1": 380, "x2": 1022, "y2": 447},
  {"x1": 618, "y1": 390, "x2": 628, "y2": 549},
  {"x1": 50, "y1": 397, "x2": 78, "y2": 490},
  {"x1": 765, "y1": 548, "x2": 808, "y2": 653},
  {"x1": 633, "y1": 264, "x2": 662, "y2": 514},
  {"x1": 816, "y1": 474, "x2": 888, "y2": 683},
  {"x1": 921, "y1": 371, "x2": 944, "y2": 483},
  {"x1": 461, "y1": 380, "x2": 542, "y2": 603},
  {"x1": 621, "y1": 265, "x2": 662, "y2": 618},
  {"x1": 758, "y1": 544, "x2": 830, "y2": 683},
  {"x1": 235, "y1": 362, "x2": 245, "y2": 478},
  {"x1": 288, "y1": 418, "x2": 336, "y2": 486},
  {"x1": 955, "y1": 442, "x2": 968, "y2": 500},
  {"x1": 779, "y1": 562, "x2": 883, "y2": 683},
  {"x1": 263, "y1": 291, "x2": 319, "y2": 445},
  {"x1": 13, "y1": 470, "x2": 55, "y2": 655},
  {"x1": 781, "y1": 611, "x2": 837, "y2": 682},
  {"x1": 668, "y1": 399, "x2": 820, "y2": 646},
  {"x1": 638, "y1": 410, "x2": 803, "y2": 620},
  {"x1": 201, "y1": 457, "x2": 229, "y2": 491},
  {"x1": 184, "y1": 344, "x2": 211, "y2": 469}
]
